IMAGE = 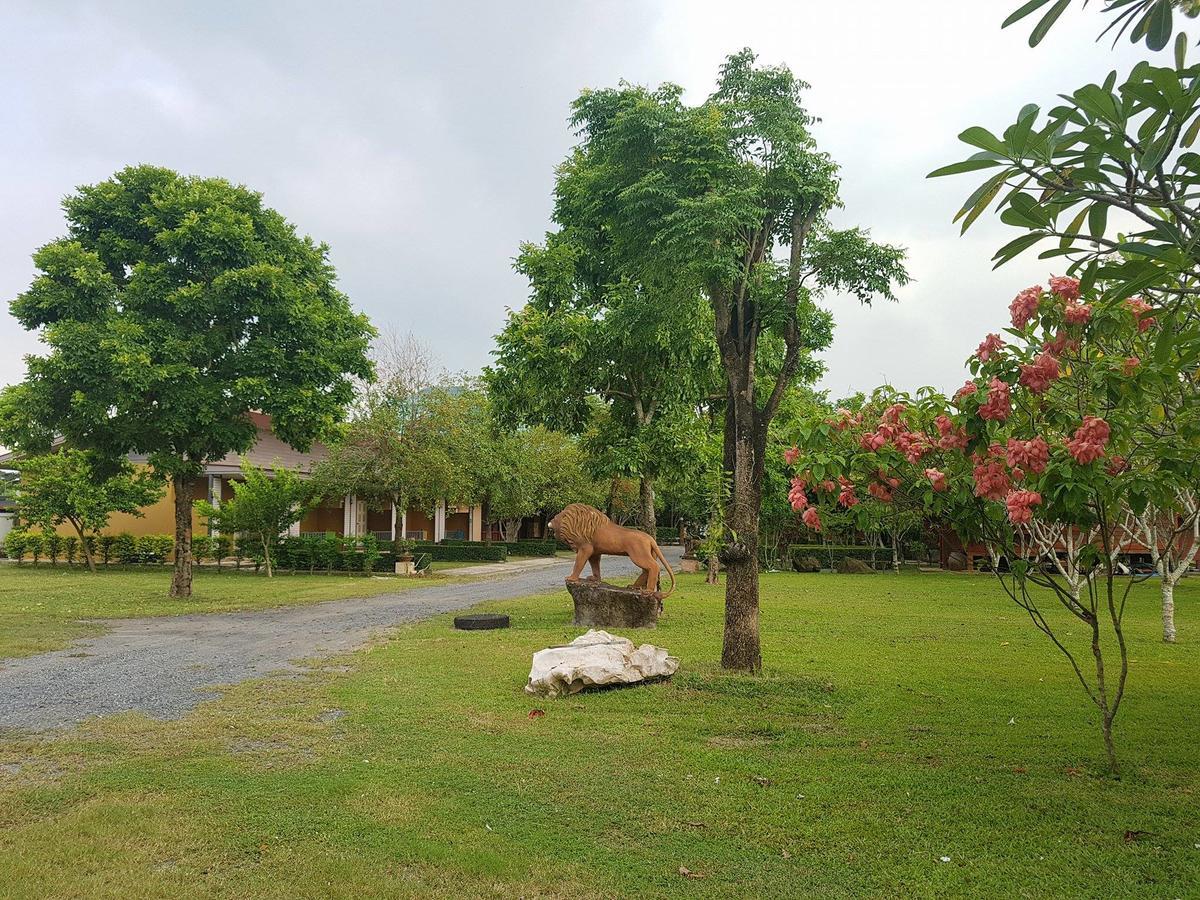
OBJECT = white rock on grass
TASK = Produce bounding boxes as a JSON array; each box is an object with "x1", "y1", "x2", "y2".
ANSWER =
[{"x1": 525, "y1": 629, "x2": 679, "y2": 697}]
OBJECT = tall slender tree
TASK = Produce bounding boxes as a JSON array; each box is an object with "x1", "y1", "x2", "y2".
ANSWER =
[
  {"x1": 0, "y1": 165, "x2": 374, "y2": 597},
  {"x1": 559, "y1": 51, "x2": 908, "y2": 669}
]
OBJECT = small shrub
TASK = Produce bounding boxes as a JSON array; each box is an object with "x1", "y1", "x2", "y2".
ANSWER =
[
  {"x1": 99, "y1": 534, "x2": 117, "y2": 567},
  {"x1": 113, "y1": 532, "x2": 138, "y2": 565},
  {"x1": 62, "y1": 535, "x2": 79, "y2": 566},
  {"x1": 44, "y1": 531, "x2": 63, "y2": 566},
  {"x1": 192, "y1": 535, "x2": 212, "y2": 565},
  {"x1": 4, "y1": 529, "x2": 28, "y2": 562},
  {"x1": 214, "y1": 534, "x2": 233, "y2": 569},
  {"x1": 28, "y1": 532, "x2": 44, "y2": 566}
]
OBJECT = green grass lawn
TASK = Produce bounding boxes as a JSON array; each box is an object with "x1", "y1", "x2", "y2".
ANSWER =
[
  {"x1": 0, "y1": 572, "x2": 1197, "y2": 897},
  {"x1": 0, "y1": 565, "x2": 440, "y2": 660}
]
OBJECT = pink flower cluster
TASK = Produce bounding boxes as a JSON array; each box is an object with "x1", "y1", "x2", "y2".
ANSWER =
[
  {"x1": 867, "y1": 473, "x2": 901, "y2": 503},
  {"x1": 788, "y1": 476, "x2": 809, "y2": 511},
  {"x1": 1048, "y1": 276, "x2": 1080, "y2": 302},
  {"x1": 1066, "y1": 416, "x2": 1111, "y2": 465},
  {"x1": 802, "y1": 507, "x2": 822, "y2": 531},
  {"x1": 1006, "y1": 436, "x2": 1049, "y2": 475},
  {"x1": 1122, "y1": 356, "x2": 1140, "y2": 376},
  {"x1": 1043, "y1": 332, "x2": 1078, "y2": 356},
  {"x1": 859, "y1": 430, "x2": 887, "y2": 452},
  {"x1": 953, "y1": 381, "x2": 978, "y2": 404},
  {"x1": 935, "y1": 415, "x2": 969, "y2": 451},
  {"x1": 925, "y1": 468, "x2": 947, "y2": 492},
  {"x1": 1127, "y1": 297, "x2": 1156, "y2": 333},
  {"x1": 783, "y1": 446, "x2": 800, "y2": 465},
  {"x1": 972, "y1": 453, "x2": 1011, "y2": 501},
  {"x1": 1005, "y1": 489, "x2": 1042, "y2": 525},
  {"x1": 1063, "y1": 302, "x2": 1092, "y2": 326},
  {"x1": 837, "y1": 476, "x2": 858, "y2": 508},
  {"x1": 975, "y1": 333, "x2": 1004, "y2": 362},
  {"x1": 894, "y1": 430, "x2": 929, "y2": 464},
  {"x1": 829, "y1": 407, "x2": 862, "y2": 431},
  {"x1": 1010, "y1": 285, "x2": 1042, "y2": 328},
  {"x1": 978, "y1": 377, "x2": 1012, "y2": 421},
  {"x1": 1018, "y1": 351, "x2": 1059, "y2": 394}
]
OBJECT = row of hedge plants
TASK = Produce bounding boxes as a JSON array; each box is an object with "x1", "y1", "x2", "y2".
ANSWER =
[
  {"x1": 501, "y1": 540, "x2": 557, "y2": 557},
  {"x1": 4, "y1": 530, "x2": 174, "y2": 566}
]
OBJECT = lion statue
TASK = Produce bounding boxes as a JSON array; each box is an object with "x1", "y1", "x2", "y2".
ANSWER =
[{"x1": 548, "y1": 503, "x2": 676, "y2": 598}]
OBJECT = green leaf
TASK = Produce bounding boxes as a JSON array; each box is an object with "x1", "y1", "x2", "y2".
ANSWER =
[
  {"x1": 1002, "y1": 0, "x2": 1056, "y2": 29},
  {"x1": 1143, "y1": 0, "x2": 1173, "y2": 52},
  {"x1": 1029, "y1": 0, "x2": 1070, "y2": 46},
  {"x1": 1088, "y1": 202, "x2": 1109, "y2": 239},
  {"x1": 992, "y1": 232, "x2": 1047, "y2": 267},
  {"x1": 958, "y1": 126, "x2": 1009, "y2": 156},
  {"x1": 927, "y1": 158, "x2": 1003, "y2": 178},
  {"x1": 1175, "y1": 30, "x2": 1188, "y2": 70},
  {"x1": 1181, "y1": 112, "x2": 1200, "y2": 148},
  {"x1": 955, "y1": 169, "x2": 1011, "y2": 233}
]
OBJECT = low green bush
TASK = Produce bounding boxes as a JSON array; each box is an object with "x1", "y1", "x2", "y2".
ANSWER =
[
  {"x1": 4, "y1": 529, "x2": 28, "y2": 562},
  {"x1": 502, "y1": 540, "x2": 556, "y2": 557},
  {"x1": 410, "y1": 542, "x2": 507, "y2": 562}
]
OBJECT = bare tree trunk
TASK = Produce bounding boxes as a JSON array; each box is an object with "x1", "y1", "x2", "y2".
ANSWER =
[
  {"x1": 1162, "y1": 581, "x2": 1177, "y2": 644},
  {"x1": 502, "y1": 518, "x2": 522, "y2": 542},
  {"x1": 639, "y1": 476, "x2": 656, "y2": 537},
  {"x1": 170, "y1": 474, "x2": 193, "y2": 598},
  {"x1": 262, "y1": 535, "x2": 273, "y2": 578},
  {"x1": 706, "y1": 553, "x2": 719, "y2": 585},
  {"x1": 720, "y1": 375, "x2": 763, "y2": 671}
]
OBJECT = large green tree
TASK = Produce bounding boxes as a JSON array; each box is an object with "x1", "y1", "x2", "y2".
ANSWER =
[
  {"x1": 0, "y1": 165, "x2": 374, "y2": 597},
  {"x1": 488, "y1": 232, "x2": 716, "y2": 536},
  {"x1": 560, "y1": 51, "x2": 909, "y2": 669}
]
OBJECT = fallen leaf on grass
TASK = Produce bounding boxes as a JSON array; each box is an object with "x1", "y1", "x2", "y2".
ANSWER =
[
  {"x1": 1065, "y1": 767, "x2": 1083, "y2": 777},
  {"x1": 752, "y1": 775, "x2": 772, "y2": 787},
  {"x1": 1123, "y1": 830, "x2": 1155, "y2": 844},
  {"x1": 528, "y1": 709, "x2": 545, "y2": 719},
  {"x1": 1012, "y1": 767, "x2": 1028, "y2": 774},
  {"x1": 781, "y1": 849, "x2": 792, "y2": 859},
  {"x1": 679, "y1": 866, "x2": 706, "y2": 880},
  {"x1": 684, "y1": 821, "x2": 707, "y2": 829}
]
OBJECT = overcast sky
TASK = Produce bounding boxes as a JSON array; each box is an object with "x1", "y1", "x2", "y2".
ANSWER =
[{"x1": 0, "y1": 1, "x2": 1163, "y2": 401}]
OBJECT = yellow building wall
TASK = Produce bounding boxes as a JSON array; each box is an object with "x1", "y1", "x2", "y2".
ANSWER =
[{"x1": 52, "y1": 474, "x2": 207, "y2": 539}]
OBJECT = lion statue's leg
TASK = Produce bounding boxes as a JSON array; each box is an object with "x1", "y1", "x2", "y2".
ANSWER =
[
  {"x1": 628, "y1": 544, "x2": 659, "y2": 595},
  {"x1": 566, "y1": 544, "x2": 593, "y2": 583},
  {"x1": 587, "y1": 552, "x2": 602, "y2": 581}
]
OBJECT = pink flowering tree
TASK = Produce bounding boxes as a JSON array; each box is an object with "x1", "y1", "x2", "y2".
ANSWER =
[{"x1": 789, "y1": 277, "x2": 1196, "y2": 773}]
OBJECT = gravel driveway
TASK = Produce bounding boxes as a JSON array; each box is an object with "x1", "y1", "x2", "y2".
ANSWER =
[{"x1": 0, "y1": 552, "x2": 674, "y2": 731}]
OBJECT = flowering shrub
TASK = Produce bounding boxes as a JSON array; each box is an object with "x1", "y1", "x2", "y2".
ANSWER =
[{"x1": 786, "y1": 277, "x2": 1193, "y2": 773}]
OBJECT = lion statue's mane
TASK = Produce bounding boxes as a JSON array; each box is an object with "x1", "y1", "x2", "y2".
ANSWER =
[{"x1": 552, "y1": 503, "x2": 609, "y2": 549}]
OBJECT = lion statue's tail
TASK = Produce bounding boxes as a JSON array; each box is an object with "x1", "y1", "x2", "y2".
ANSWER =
[{"x1": 653, "y1": 543, "x2": 676, "y2": 599}]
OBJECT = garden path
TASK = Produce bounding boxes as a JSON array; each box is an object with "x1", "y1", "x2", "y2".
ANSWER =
[{"x1": 0, "y1": 550, "x2": 678, "y2": 731}]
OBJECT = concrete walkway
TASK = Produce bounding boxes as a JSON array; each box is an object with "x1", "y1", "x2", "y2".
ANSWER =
[{"x1": 0, "y1": 551, "x2": 675, "y2": 732}]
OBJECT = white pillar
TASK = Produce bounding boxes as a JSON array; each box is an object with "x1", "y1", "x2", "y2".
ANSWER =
[
  {"x1": 400, "y1": 507, "x2": 408, "y2": 542},
  {"x1": 208, "y1": 475, "x2": 221, "y2": 536},
  {"x1": 434, "y1": 500, "x2": 446, "y2": 543},
  {"x1": 470, "y1": 504, "x2": 483, "y2": 542},
  {"x1": 343, "y1": 494, "x2": 353, "y2": 536},
  {"x1": 390, "y1": 501, "x2": 397, "y2": 541}
]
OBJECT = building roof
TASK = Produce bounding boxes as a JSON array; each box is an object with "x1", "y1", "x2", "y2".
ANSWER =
[{"x1": 0, "y1": 412, "x2": 331, "y2": 476}]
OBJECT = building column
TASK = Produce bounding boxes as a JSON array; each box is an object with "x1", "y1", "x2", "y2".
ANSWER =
[
  {"x1": 207, "y1": 475, "x2": 221, "y2": 536},
  {"x1": 343, "y1": 494, "x2": 353, "y2": 537},
  {"x1": 390, "y1": 501, "x2": 397, "y2": 541},
  {"x1": 400, "y1": 507, "x2": 408, "y2": 542},
  {"x1": 434, "y1": 500, "x2": 446, "y2": 543},
  {"x1": 469, "y1": 504, "x2": 483, "y2": 542}
]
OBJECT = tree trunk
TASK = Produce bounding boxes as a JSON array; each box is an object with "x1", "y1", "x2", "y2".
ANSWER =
[
  {"x1": 69, "y1": 518, "x2": 96, "y2": 573},
  {"x1": 170, "y1": 474, "x2": 194, "y2": 598},
  {"x1": 262, "y1": 534, "x2": 273, "y2": 578},
  {"x1": 502, "y1": 518, "x2": 522, "y2": 542},
  {"x1": 706, "y1": 553, "x2": 719, "y2": 585},
  {"x1": 639, "y1": 476, "x2": 656, "y2": 537},
  {"x1": 720, "y1": 367, "x2": 763, "y2": 671},
  {"x1": 1162, "y1": 581, "x2": 1177, "y2": 643}
]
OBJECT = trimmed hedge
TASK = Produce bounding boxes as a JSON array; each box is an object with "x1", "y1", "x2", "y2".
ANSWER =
[
  {"x1": 786, "y1": 544, "x2": 891, "y2": 572},
  {"x1": 410, "y1": 542, "x2": 507, "y2": 562},
  {"x1": 4, "y1": 530, "x2": 173, "y2": 566},
  {"x1": 655, "y1": 527, "x2": 681, "y2": 545},
  {"x1": 502, "y1": 540, "x2": 556, "y2": 557}
]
